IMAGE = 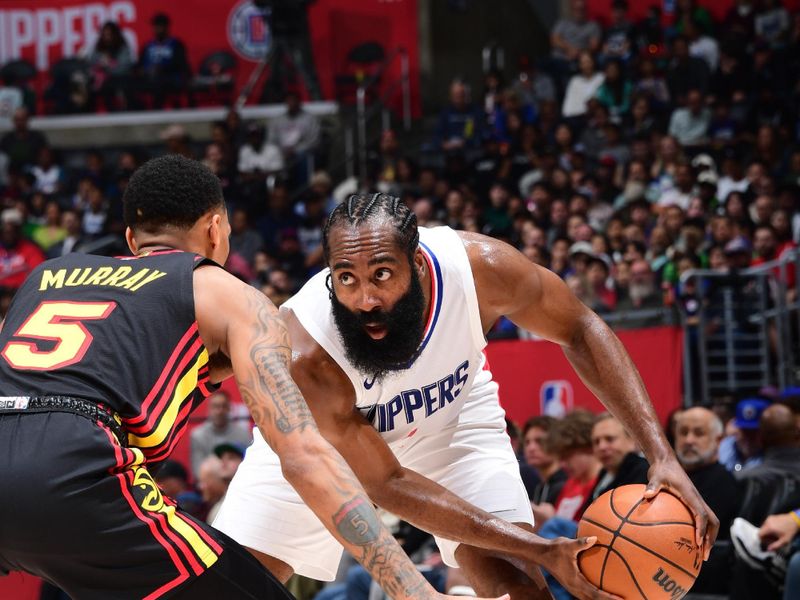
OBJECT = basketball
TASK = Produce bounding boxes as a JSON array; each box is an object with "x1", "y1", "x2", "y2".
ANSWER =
[{"x1": 577, "y1": 484, "x2": 702, "y2": 600}]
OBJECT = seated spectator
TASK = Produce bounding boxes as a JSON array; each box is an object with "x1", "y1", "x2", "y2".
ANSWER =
[
  {"x1": 754, "y1": 0, "x2": 790, "y2": 49},
  {"x1": 674, "y1": 407, "x2": 741, "y2": 594},
  {"x1": 523, "y1": 416, "x2": 568, "y2": 511},
  {"x1": 30, "y1": 200, "x2": 66, "y2": 252},
  {"x1": 601, "y1": 0, "x2": 634, "y2": 64},
  {"x1": 539, "y1": 409, "x2": 600, "y2": 525},
  {"x1": 268, "y1": 91, "x2": 321, "y2": 187},
  {"x1": 579, "y1": 413, "x2": 649, "y2": 515},
  {"x1": 685, "y1": 17, "x2": 720, "y2": 71},
  {"x1": 562, "y1": 51, "x2": 604, "y2": 119},
  {"x1": 86, "y1": 21, "x2": 135, "y2": 111},
  {"x1": 585, "y1": 253, "x2": 616, "y2": 312},
  {"x1": 30, "y1": 146, "x2": 64, "y2": 197},
  {"x1": 724, "y1": 235, "x2": 753, "y2": 270},
  {"x1": 758, "y1": 509, "x2": 800, "y2": 599},
  {"x1": 0, "y1": 107, "x2": 47, "y2": 171},
  {"x1": 229, "y1": 207, "x2": 264, "y2": 266},
  {"x1": 0, "y1": 208, "x2": 45, "y2": 290},
  {"x1": 720, "y1": 397, "x2": 768, "y2": 472},
  {"x1": 153, "y1": 459, "x2": 204, "y2": 519},
  {"x1": 213, "y1": 442, "x2": 246, "y2": 481},
  {"x1": 198, "y1": 455, "x2": 230, "y2": 524},
  {"x1": 548, "y1": 0, "x2": 602, "y2": 88},
  {"x1": 47, "y1": 209, "x2": 88, "y2": 258},
  {"x1": 0, "y1": 74, "x2": 24, "y2": 126},
  {"x1": 159, "y1": 123, "x2": 192, "y2": 158},
  {"x1": 81, "y1": 181, "x2": 109, "y2": 239},
  {"x1": 137, "y1": 13, "x2": 190, "y2": 109},
  {"x1": 432, "y1": 79, "x2": 485, "y2": 155},
  {"x1": 668, "y1": 88, "x2": 711, "y2": 147},
  {"x1": 190, "y1": 390, "x2": 252, "y2": 476},
  {"x1": 237, "y1": 123, "x2": 284, "y2": 208},
  {"x1": 595, "y1": 59, "x2": 632, "y2": 118},
  {"x1": 666, "y1": 36, "x2": 711, "y2": 104},
  {"x1": 752, "y1": 223, "x2": 796, "y2": 295},
  {"x1": 511, "y1": 55, "x2": 556, "y2": 113}
]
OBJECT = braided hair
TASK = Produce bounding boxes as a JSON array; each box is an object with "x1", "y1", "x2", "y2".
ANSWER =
[{"x1": 322, "y1": 193, "x2": 419, "y2": 263}]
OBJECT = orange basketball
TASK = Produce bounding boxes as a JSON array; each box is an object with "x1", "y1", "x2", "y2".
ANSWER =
[{"x1": 577, "y1": 484, "x2": 702, "y2": 600}]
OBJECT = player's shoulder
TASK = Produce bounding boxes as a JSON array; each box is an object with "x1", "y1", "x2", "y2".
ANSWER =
[
  {"x1": 453, "y1": 229, "x2": 521, "y2": 273},
  {"x1": 281, "y1": 306, "x2": 350, "y2": 388}
]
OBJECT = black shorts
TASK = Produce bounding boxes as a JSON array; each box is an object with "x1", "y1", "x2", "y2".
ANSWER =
[{"x1": 0, "y1": 412, "x2": 291, "y2": 600}]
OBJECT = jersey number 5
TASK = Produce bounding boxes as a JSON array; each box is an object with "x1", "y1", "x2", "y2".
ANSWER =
[{"x1": 1, "y1": 301, "x2": 117, "y2": 371}]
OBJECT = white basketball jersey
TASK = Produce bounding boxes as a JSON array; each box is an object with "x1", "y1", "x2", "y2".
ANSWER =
[{"x1": 282, "y1": 226, "x2": 495, "y2": 447}]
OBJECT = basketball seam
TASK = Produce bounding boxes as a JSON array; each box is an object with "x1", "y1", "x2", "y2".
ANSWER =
[
  {"x1": 605, "y1": 545, "x2": 649, "y2": 600},
  {"x1": 605, "y1": 488, "x2": 648, "y2": 596},
  {"x1": 582, "y1": 516, "x2": 699, "y2": 580}
]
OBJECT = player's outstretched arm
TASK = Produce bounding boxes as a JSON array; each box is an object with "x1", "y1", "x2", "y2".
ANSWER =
[
  {"x1": 283, "y1": 309, "x2": 620, "y2": 600},
  {"x1": 194, "y1": 267, "x2": 503, "y2": 600},
  {"x1": 460, "y1": 231, "x2": 719, "y2": 558}
]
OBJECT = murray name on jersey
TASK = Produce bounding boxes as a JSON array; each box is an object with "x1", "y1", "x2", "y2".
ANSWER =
[{"x1": 362, "y1": 360, "x2": 470, "y2": 433}]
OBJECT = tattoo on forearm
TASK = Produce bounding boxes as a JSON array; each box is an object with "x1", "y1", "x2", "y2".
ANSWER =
[
  {"x1": 334, "y1": 497, "x2": 381, "y2": 545},
  {"x1": 238, "y1": 288, "x2": 317, "y2": 437}
]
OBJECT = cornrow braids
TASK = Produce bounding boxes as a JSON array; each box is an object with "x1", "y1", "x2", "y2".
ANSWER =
[{"x1": 322, "y1": 193, "x2": 419, "y2": 263}]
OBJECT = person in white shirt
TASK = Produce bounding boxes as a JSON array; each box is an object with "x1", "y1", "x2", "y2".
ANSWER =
[
  {"x1": 668, "y1": 88, "x2": 711, "y2": 146},
  {"x1": 562, "y1": 51, "x2": 605, "y2": 118},
  {"x1": 238, "y1": 123, "x2": 284, "y2": 176},
  {"x1": 685, "y1": 18, "x2": 719, "y2": 71}
]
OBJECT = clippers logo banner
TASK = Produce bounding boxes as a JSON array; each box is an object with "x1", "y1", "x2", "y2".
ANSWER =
[{"x1": 0, "y1": 0, "x2": 421, "y2": 111}]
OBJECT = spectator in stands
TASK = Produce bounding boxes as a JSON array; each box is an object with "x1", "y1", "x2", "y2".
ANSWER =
[
  {"x1": 237, "y1": 122, "x2": 284, "y2": 208},
  {"x1": 159, "y1": 124, "x2": 192, "y2": 158},
  {"x1": 523, "y1": 416, "x2": 568, "y2": 513},
  {"x1": 549, "y1": 0, "x2": 602, "y2": 88},
  {"x1": 30, "y1": 201, "x2": 66, "y2": 253},
  {"x1": 0, "y1": 73, "x2": 24, "y2": 126},
  {"x1": 153, "y1": 459, "x2": 204, "y2": 519},
  {"x1": 755, "y1": 0, "x2": 791, "y2": 49},
  {"x1": 0, "y1": 107, "x2": 46, "y2": 171},
  {"x1": 561, "y1": 51, "x2": 604, "y2": 120},
  {"x1": 585, "y1": 253, "x2": 616, "y2": 312},
  {"x1": 30, "y1": 146, "x2": 64, "y2": 197},
  {"x1": 735, "y1": 402, "x2": 800, "y2": 487},
  {"x1": 601, "y1": 0, "x2": 633, "y2": 64},
  {"x1": 685, "y1": 17, "x2": 720, "y2": 72},
  {"x1": 198, "y1": 454, "x2": 231, "y2": 524},
  {"x1": 47, "y1": 208, "x2": 87, "y2": 259},
  {"x1": 539, "y1": 409, "x2": 600, "y2": 525},
  {"x1": 86, "y1": 21, "x2": 135, "y2": 111},
  {"x1": 432, "y1": 79, "x2": 485, "y2": 155},
  {"x1": 724, "y1": 235, "x2": 753, "y2": 270},
  {"x1": 189, "y1": 390, "x2": 252, "y2": 476},
  {"x1": 759, "y1": 508, "x2": 800, "y2": 600},
  {"x1": 511, "y1": 55, "x2": 556, "y2": 113},
  {"x1": 268, "y1": 91, "x2": 321, "y2": 187},
  {"x1": 674, "y1": 407, "x2": 741, "y2": 594},
  {"x1": 0, "y1": 208, "x2": 45, "y2": 290},
  {"x1": 668, "y1": 88, "x2": 711, "y2": 147},
  {"x1": 229, "y1": 207, "x2": 264, "y2": 267},
  {"x1": 720, "y1": 397, "x2": 768, "y2": 472},
  {"x1": 666, "y1": 36, "x2": 711, "y2": 103},
  {"x1": 579, "y1": 413, "x2": 649, "y2": 514},
  {"x1": 138, "y1": 13, "x2": 190, "y2": 109},
  {"x1": 595, "y1": 59, "x2": 631, "y2": 118},
  {"x1": 80, "y1": 181, "x2": 108, "y2": 239}
]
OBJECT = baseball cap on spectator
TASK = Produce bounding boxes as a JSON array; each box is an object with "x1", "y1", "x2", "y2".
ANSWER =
[
  {"x1": 1, "y1": 208, "x2": 23, "y2": 226},
  {"x1": 691, "y1": 154, "x2": 716, "y2": 172},
  {"x1": 724, "y1": 236, "x2": 752, "y2": 255},
  {"x1": 588, "y1": 252, "x2": 612, "y2": 272},
  {"x1": 735, "y1": 398, "x2": 770, "y2": 429},
  {"x1": 213, "y1": 442, "x2": 246, "y2": 460},
  {"x1": 154, "y1": 459, "x2": 189, "y2": 483},
  {"x1": 159, "y1": 124, "x2": 187, "y2": 140},
  {"x1": 569, "y1": 241, "x2": 594, "y2": 258}
]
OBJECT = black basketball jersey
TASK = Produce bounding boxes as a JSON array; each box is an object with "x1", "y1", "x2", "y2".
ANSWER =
[{"x1": 0, "y1": 250, "x2": 220, "y2": 463}]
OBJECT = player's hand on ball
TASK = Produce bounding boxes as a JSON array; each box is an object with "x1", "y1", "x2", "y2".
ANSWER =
[
  {"x1": 544, "y1": 536, "x2": 623, "y2": 600},
  {"x1": 644, "y1": 459, "x2": 719, "y2": 560},
  {"x1": 759, "y1": 512, "x2": 800, "y2": 552}
]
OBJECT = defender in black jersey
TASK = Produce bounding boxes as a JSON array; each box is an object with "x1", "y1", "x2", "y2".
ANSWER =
[{"x1": 0, "y1": 156, "x2": 471, "y2": 600}]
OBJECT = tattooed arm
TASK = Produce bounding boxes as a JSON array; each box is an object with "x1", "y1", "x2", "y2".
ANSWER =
[{"x1": 194, "y1": 267, "x2": 468, "y2": 600}]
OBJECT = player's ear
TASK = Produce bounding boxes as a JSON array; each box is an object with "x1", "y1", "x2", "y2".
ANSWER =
[
  {"x1": 413, "y1": 248, "x2": 425, "y2": 276},
  {"x1": 208, "y1": 212, "x2": 222, "y2": 249},
  {"x1": 125, "y1": 227, "x2": 138, "y2": 254}
]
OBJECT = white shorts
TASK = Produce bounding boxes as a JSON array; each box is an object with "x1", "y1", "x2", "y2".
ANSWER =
[{"x1": 213, "y1": 384, "x2": 534, "y2": 581}]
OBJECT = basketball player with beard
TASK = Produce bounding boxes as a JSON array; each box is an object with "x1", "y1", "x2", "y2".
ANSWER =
[{"x1": 215, "y1": 194, "x2": 718, "y2": 600}]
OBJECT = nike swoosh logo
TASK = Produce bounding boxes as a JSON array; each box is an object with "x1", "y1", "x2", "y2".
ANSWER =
[{"x1": 364, "y1": 377, "x2": 376, "y2": 389}]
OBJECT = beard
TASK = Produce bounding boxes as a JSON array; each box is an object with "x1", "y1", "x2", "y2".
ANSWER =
[
  {"x1": 676, "y1": 445, "x2": 716, "y2": 470},
  {"x1": 331, "y1": 267, "x2": 426, "y2": 383}
]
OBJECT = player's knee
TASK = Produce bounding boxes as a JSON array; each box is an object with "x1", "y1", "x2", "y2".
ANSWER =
[{"x1": 246, "y1": 547, "x2": 294, "y2": 583}]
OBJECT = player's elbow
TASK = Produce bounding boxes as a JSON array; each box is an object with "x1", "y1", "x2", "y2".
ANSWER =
[{"x1": 277, "y1": 437, "x2": 329, "y2": 484}]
